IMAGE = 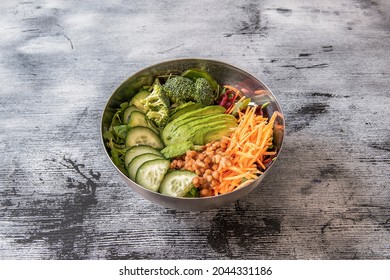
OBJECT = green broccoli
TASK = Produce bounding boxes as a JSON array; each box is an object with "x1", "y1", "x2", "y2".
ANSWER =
[
  {"x1": 194, "y1": 77, "x2": 216, "y2": 105},
  {"x1": 141, "y1": 83, "x2": 170, "y2": 109},
  {"x1": 146, "y1": 106, "x2": 169, "y2": 128},
  {"x1": 163, "y1": 76, "x2": 218, "y2": 106},
  {"x1": 140, "y1": 83, "x2": 170, "y2": 128},
  {"x1": 163, "y1": 76, "x2": 195, "y2": 105}
]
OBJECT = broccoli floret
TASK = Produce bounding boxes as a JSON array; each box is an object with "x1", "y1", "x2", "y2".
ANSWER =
[
  {"x1": 141, "y1": 83, "x2": 170, "y2": 110},
  {"x1": 146, "y1": 106, "x2": 169, "y2": 128},
  {"x1": 193, "y1": 77, "x2": 216, "y2": 106},
  {"x1": 141, "y1": 83, "x2": 170, "y2": 128},
  {"x1": 163, "y1": 76, "x2": 196, "y2": 104}
]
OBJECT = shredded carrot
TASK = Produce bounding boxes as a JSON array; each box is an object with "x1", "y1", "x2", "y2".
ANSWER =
[
  {"x1": 224, "y1": 172, "x2": 252, "y2": 181},
  {"x1": 225, "y1": 94, "x2": 243, "y2": 114},
  {"x1": 226, "y1": 96, "x2": 247, "y2": 114},
  {"x1": 238, "y1": 179, "x2": 255, "y2": 188},
  {"x1": 256, "y1": 159, "x2": 266, "y2": 170},
  {"x1": 216, "y1": 105, "x2": 281, "y2": 195},
  {"x1": 224, "y1": 85, "x2": 243, "y2": 97}
]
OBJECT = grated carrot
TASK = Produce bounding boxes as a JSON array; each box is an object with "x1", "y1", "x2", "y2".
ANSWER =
[
  {"x1": 224, "y1": 85, "x2": 243, "y2": 98},
  {"x1": 216, "y1": 105, "x2": 281, "y2": 195},
  {"x1": 226, "y1": 96, "x2": 247, "y2": 114},
  {"x1": 224, "y1": 172, "x2": 252, "y2": 181}
]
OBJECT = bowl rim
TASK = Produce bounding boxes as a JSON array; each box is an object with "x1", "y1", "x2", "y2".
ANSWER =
[{"x1": 100, "y1": 57, "x2": 285, "y2": 201}]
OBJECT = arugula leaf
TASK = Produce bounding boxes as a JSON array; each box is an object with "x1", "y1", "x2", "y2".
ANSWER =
[
  {"x1": 103, "y1": 102, "x2": 132, "y2": 175},
  {"x1": 113, "y1": 125, "x2": 128, "y2": 140}
]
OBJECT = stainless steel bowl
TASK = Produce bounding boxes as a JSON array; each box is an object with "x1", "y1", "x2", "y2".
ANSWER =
[{"x1": 101, "y1": 58, "x2": 285, "y2": 211}]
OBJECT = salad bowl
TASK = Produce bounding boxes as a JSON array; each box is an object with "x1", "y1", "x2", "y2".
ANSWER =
[{"x1": 101, "y1": 58, "x2": 284, "y2": 211}]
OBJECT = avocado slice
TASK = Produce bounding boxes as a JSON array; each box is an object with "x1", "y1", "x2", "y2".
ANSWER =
[
  {"x1": 192, "y1": 122, "x2": 237, "y2": 145},
  {"x1": 166, "y1": 105, "x2": 225, "y2": 127},
  {"x1": 162, "y1": 105, "x2": 226, "y2": 145},
  {"x1": 160, "y1": 141, "x2": 194, "y2": 159},
  {"x1": 167, "y1": 117, "x2": 237, "y2": 146},
  {"x1": 168, "y1": 113, "x2": 235, "y2": 136},
  {"x1": 203, "y1": 125, "x2": 237, "y2": 143},
  {"x1": 165, "y1": 114, "x2": 236, "y2": 145},
  {"x1": 168, "y1": 102, "x2": 205, "y2": 122},
  {"x1": 163, "y1": 115, "x2": 209, "y2": 140}
]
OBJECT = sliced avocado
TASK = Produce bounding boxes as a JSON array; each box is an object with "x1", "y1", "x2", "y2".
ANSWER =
[
  {"x1": 164, "y1": 114, "x2": 236, "y2": 145},
  {"x1": 162, "y1": 105, "x2": 226, "y2": 144},
  {"x1": 167, "y1": 117, "x2": 237, "y2": 146},
  {"x1": 178, "y1": 113, "x2": 236, "y2": 130},
  {"x1": 192, "y1": 122, "x2": 237, "y2": 145},
  {"x1": 168, "y1": 102, "x2": 205, "y2": 122},
  {"x1": 163, "y1": 113, "x2": 229, "y2": 144},
  {"x1": 166, "y1": 105, "x2": 225, "y2": 129},
  {"x1": 160, "y1": 141, "x2": 194, "y2": 159},
  {"x1": 203, "y1": 124, "x2": 237, "y2": 143},
  {"x1": 165, "y1": 108, "x2": 214, "y2": 138}
]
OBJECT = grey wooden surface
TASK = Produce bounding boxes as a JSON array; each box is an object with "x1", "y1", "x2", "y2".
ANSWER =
[{"x1": 0, "y1": 0, "x2": 389, "y2": 260}]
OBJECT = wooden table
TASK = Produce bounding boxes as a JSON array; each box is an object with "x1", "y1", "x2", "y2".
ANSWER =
[{"x1": 1, "y1": 0, "x2": 389, "y2": 260}]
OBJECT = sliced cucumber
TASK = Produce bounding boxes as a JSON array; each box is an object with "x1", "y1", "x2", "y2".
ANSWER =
[
  {"x1": 159, "y1": 170, "x2": 197, "y2": 197},
  {"x1": 128, "y1": 111, "x2": 159, "y2": 135},
  {"x1": 127, "y1": 153, "x2": 163, "y2": 181},
  {"x1": 125, "y1": 127, "x2": 164, "y2": 150},
  {"x1": 123, "y1": 105, "x2": 142, "y2": 124},
  {"x1": 135, "y1": 159, "x2": 170, "y2": 192},
  {"x1": 124, "y1": 145, "x2": 163, "y2": 170},
  {"x1": 128, "y1": 111, "x2": 148, "y2": 127},
  {"x1": 130, "y1": 90, "x2": 149, "y2": 111}
]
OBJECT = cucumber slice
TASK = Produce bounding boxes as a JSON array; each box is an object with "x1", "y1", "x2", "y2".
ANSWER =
[
  {"x1": 128, "y1": 111, "x2": 159, "y2": 135},
  {"x1": 124, "y1": 145, "x2": 163, "y2": 170},
  {"x1": 125, "y1": 127, "x2": 164, "y2": 150},
  {"x1": 127, "y1": 153, "x2": 163, "y2": 181},
  {"x1": 135, "y1": 159, "x2": 170, "y2": 192},
  {"x1": 123, "y1": 105, "x2": 142, "y2": 124},
  {"x1": 130, "y1": 90, "x2": 149, "y2": 111},
  {"x1": 159, "y1": 170, "x2": 197, "y2": 197}
]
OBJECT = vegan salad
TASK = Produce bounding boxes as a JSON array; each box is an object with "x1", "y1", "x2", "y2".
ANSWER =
[{"x1": 103, "y1": 68, "x2": 282, "y2": 198}]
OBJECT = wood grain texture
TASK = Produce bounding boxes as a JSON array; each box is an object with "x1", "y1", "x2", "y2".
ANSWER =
[{"x1": 0, "y1": 0, "x2": 389, "y2": 260}]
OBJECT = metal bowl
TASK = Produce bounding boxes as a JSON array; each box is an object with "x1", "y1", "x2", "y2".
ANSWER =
[{"x1": 101, "y1": 58, "x2": 284, "y2": 211}]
